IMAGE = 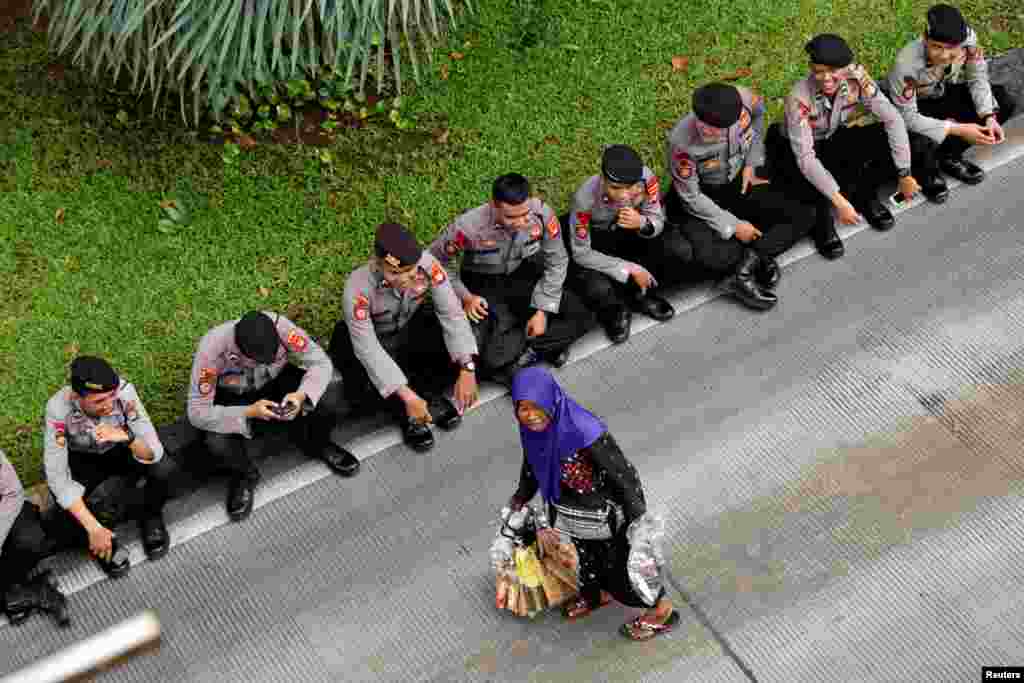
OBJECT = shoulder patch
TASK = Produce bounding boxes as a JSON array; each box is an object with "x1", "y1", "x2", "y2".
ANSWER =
[
  {"x1": 430, "y1": 261, "x2": 447, "y2": 285},
  {"x1": 354, "y1": 293, "x2": 370, "y2": 321},
  {"x1": 673, "y1": 150, "x2": 694, "y2": 179},
  {"x1": 446, "y1": 230, "x2": 468, "y2": 256},
  {"x1": 52, "y1": 421, "x2": 67, "y2": 448},
  {"x1": 575, "y1": 212, "x2": 591, "y2": 240},
  {"x1": 645, "y1": 177, "x2": 660, "y2": 201},
  {"x1": 738, "y1": 109, "x2": 751, "y2": 131},
  {"x1": 198, "y1": 367, "x2": 218, "y2": 396},
  {"x1": 286, "y1": 329, "x2": 308, "y2": 353},
  {"x1": 546, "y1": 214, "x2": 560, "y2": 239}
]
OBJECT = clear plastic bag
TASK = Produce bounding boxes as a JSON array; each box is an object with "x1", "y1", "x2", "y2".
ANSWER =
[{"x1": 625, "y1": 512, "x2": 667, "y2": 606}]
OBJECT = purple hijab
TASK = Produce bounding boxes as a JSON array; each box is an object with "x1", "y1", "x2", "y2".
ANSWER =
[{"x1": 511, "y1": 367, "x2": 607, "y2": 503}]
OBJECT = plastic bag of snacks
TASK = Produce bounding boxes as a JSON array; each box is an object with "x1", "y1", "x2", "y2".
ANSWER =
[{"x1": 491, "y1": 505, "x2": 579, "y2": 617}]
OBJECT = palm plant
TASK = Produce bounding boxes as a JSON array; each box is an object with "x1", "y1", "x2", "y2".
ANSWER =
[{"x1": 32, "y1": 0, "x2": 468, "y2": 125}]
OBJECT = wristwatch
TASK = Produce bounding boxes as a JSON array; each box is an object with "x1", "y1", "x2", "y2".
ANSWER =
[
  {"x1": 123, "y1": 425, "x2": 137, "y2": 445},
  {"x1": 460, "y1": 360, "x2": 476, "y2": 374}
]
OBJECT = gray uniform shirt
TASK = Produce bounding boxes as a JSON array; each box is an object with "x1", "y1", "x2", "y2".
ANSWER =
[
  {"x1": 782, "y1": 66, "x2": 912, "y2": 199},
  {"x1": 342, "y1": 252, "x2": 478, "y2": 398},
  {"x1": 44, "y1": 382, "x2": 164, "y2": 510},
  {"x1": 885, "y1": 32, "x2": 996, "y2": 144},
  {"x1": 427, "y1": 198, "x2": 569, "y2": 314},
  {"x1": 567, "y1": 167, "x2": 665, "y2": 283},
  {"x1": 0, "y1": 450, "x2": 25, "y2": 553},
  {"x1": 666, "y1": 86, "x2": 767, "y2": 239},
  {"x1": 187, "y1": 312, "x2": 332, "y2": 438}
]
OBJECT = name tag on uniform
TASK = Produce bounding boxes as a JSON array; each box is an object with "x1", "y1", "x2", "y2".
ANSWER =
[
  {"x1": 522, "y1": 241, "x2": 541, "y2": 258},
  {"x1": 701, "y1": 158, "x2": 721, "y2": 170}
]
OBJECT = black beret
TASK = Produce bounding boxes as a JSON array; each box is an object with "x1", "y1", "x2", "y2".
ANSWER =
[
  {"x1": 601, "y1": 145, "x2": 644, "y2": 185},
  {"x1": 926, "y1": 4, "x2": 968, "y2": 45},
  {"x1": 374, "y1": 222, "x2": 422, "y2": 268},
  {"x1": 235, "y1": 311, "x2": 281, "y2": 364},
  {"x1": 805, "y1": 34, "x2": 854, "y2": 68},
  {"x1": 71, "y1": 356, "x2": 119, "y2": 395},
  {"x1": 693, "y1": 83, "x2": 743, "y2": 128}
]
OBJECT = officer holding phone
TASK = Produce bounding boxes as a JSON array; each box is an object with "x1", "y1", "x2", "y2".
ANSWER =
[{"x1": 187, "y1": 311, "x2": 359, "y2": 522}]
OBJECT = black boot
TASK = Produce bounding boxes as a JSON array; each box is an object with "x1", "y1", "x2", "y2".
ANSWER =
[
  {"x1": 940, "y1": 156, "x2": 985, "y2": 185},
  {"x1": 227, "y1": 469, "x2": 260, "y2": 522},
  {"x1": 856, "y1": 195, "x2": 895, "y2": 231},
  {"x1": 813, "y1": 204, "x2": 844, "y2": 259},
  {"x1": 400, "y1": 416, "x2": 434, "y2": 452},
  {"x1": 95, "y1": 537, "x2": 132, "y2": 578},
  {"x1": 756, "y1": 256, "x2": 781, "y2": 289},
  {"x1": 430, "y1": 395, "x2": 462, "y2": 431},
  {"x1": 545, "y1": 346, "x2": 571, "y2": 369},
  {"x1": 630, "y1": 292, "x2": 675, "y2": 321},
  {"x1": 140, "y1": 512, "x2": 170, "y2": 560},
  {"x1": 603, "y1": 306, "x2": 632, "y2": 344},
  {"x1": 720, "y1": 250, "x2": 777, "y2": 310},
  {"x1": 919, "y1": 173, "x2": 949, "y2": 203},
  {"x1": 491, "y1": 346, "x2": 541, "y2": 387},
  {"x1": 34, "y1": 575, "x2": 70, "y2": 627}
]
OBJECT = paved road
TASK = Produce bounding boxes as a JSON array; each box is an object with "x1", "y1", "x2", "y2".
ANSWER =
[{"x1": 3, "y1": 152, "x2": 1024, "y2": 683}]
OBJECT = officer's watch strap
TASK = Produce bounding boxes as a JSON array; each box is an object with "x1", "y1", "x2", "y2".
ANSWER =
[{"x1": 124, "y1": 425, "x2": 136, "y2": 445}]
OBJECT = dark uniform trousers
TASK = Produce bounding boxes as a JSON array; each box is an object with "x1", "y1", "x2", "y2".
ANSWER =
[
  {"x1": 911, "y1": 83, "x2": 1016, "y2": 171},
  {"x1": 665, "y1": 174, "x2": 816, "y2": 277},
  {"x1": 327, "y1": 303, "x2": 460, "y2": 417},
  {"x1": 44, "y1": 445, "x2": 178, "y2": 551},
  {"x1": 560, "y1": 215, "x2": 694, "y2": 321},
  {"x1": 1, "y1": 502, "x2": 55, "y2": 592},
  {"x1": 766, "y1": 121, "x2": 909, "y2": 214},
  {"x1": 203, "y1": 367, "x2": 349, "y2": 481},
  {"x1": 462, "y1": 261, "x2": 595, "y2": 374}
]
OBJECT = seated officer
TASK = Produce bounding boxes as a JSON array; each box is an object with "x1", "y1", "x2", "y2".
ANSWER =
[
  {"x1": 329, "y1": 222, "x2": 479, "y2": 452},
  {"x1": 885, "y1": 3, "x2": 1015, "y2": 188},
  {"x1": 43, "y1": 356, "x2": 175, "y2": 577},
  {"x1": 766, "y1": 34, "x2": 922, "y2": 259},
  {"x1": 564, "y1": 145, "x2": 684, "y2": 344},
  {"x1": 666, "y1": 83, "x2": 817, "y2": 310},
  {"x1": 428, "y1": 173, "x2": 595, "y2": 384},
  {"x1": 187, "y1": 311, "x2": 358, "y2": 522},
  {"x1": 2, "y1": 449, "x2": 68, "y2": 627}
]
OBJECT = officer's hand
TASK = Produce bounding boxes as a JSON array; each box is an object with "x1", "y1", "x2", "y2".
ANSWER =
[
  {"x1": 525, "y1": 310, "x2": 547, "y2": 338},
  {"x1": 985, "y1": 116, "x2": 1006, "y2": 144},
  {"x1": 629, "y1": 265, "x2": 657, "y2": 292},
  {"x1": 453, "y1": 370, "x2": 479, "y2": 413},
  {"x1": 740, "y1": 166, "x2": 770, "y2": 194},
  {"x1": 898, "y1": 175, "x2": 921, "y2": 200},
  {"x1": 246, "y1": 399, "x2": 280, "y2": 421},
  {"x1": 835, "y1": 199, "x2": 863, "y2": 226},
  {"x1": 734, "y1": 222, "x2": 762, "y2": 243},
  {"x1": 94, "y1": 423, "x2": 130, "y2": 444},
  {"x1": 463, "y1": 295, "x2": 489, "y2": 323},
  {"x1": 536, "y1": 528, "x2": 561, "y2": 559},
  {"x1": 279, "y1": 391, "x2": 306, "y2": 421},
  {"x1": 955, "y1": 122, "x2": 996, "y2": 146},
  {"x1": 404, "y1": 392, "x2": 433, "y2": 425},
  {"x1": 616, "y1": 207, "x2": 645, "y2": 230},
  {"x1": 87, "y1": 524, "x2": 114, "y2": 562}
]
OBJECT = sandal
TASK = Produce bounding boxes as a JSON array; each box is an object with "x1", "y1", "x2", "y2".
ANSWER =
[
  {"x1": 562, "y1": 591, "x2": 613, "y2": 620},
  {"x1": 620, "y1": 609, "x2": 681, "y2": 641}
]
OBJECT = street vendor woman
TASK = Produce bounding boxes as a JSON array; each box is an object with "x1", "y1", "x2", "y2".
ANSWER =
[{"x1": 505, "y1": 367, "x2": 678, "y2": 641}]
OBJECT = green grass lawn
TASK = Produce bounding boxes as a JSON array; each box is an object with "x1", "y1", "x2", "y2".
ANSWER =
[{"x1": 1, "y1": 0, "x2": 1021, "y2": 485}]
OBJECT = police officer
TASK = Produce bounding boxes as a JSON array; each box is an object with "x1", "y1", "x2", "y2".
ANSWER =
[
  {"x1": 187, "y1": 311, "x2": 358, "y2": 522},
  {"x1": 766, "y1": 34, "x2": 922, "y2": 259},
  {"x1": 2, "y1": 449, "x2": 68, "y2": 627},
  {"x1": 43, "y1": 356, "x2": 175, "y2": 577},
  {"x1": 666, "y1": 83, "x2": 817, "y2": 310},
  {"x1": 564, "y1": 145, "x2": 685, "y2": 344},
  {"x1": 885, "y1": 4, "x2": 1015, "y2": 187},
  {"x1": 328, "y1": 223, "x2": 479, "y2": 452},
  {"x1": 428, "y1": 174, "x2": 595, "y2": 384}
]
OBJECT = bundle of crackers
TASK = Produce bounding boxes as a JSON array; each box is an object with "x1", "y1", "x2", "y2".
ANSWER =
[{"x1": 495, "y1": 543, "x2": 579, "y2": 618}]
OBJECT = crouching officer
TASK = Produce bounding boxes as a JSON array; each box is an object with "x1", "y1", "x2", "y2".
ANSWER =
[
  {"x1": 766, "y1": 34, "x2": 921, "y2": 258},
  {"x1": 564, "y1": 145, "x2": 686, "y2": 344},
  {"x1": 2, "y1": 449, "x2": 68, "y2": 627},
  {"x1": 187, "y1": 311, "x2": 358, "y2": 522},
  {"x1": 666, "y1": 84, "x2": 814, "y2": 309},
  {"x1": 428, "y1": 174, "x2": 595, "y2": 385},
  {"x1": 43, "y1": 356, "x2": 175, "y2": 577},
  {"x1": 885, "y1": 4, "x2": 1015, "y2": 188},
  {"x1": 328, "y1": 223, "x2": 479, "y2": 452}
]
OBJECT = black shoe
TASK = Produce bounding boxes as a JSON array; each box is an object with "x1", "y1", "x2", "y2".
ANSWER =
[
  {"x1": 813, "y1": 207, "x2": 844, "y2": 259},
  {"x1": 604, "y1": 307, "x2": 632, "y2": 344},
  {"x1": 860, "y1": 198, "x2": 895, "y2": 231},
  {"x1": 920, "y1": 174, "x2": 949, "y2": 204},
  {"x1": 140, "y1": 513, "x2": 169, "y2": 560},
  {"x1": 547, "y1": 347, "x2": 571, "y2": 369},
  {"x1": 630, "y1": 293, "x2": 675, "y2": 321},
  {"x1": 4, "y1": 583, "x2": 35, "y2": 626},
  {"x1": 431, "y1": 396, "x2": 462, "y2": 431},
  {"x1": 227, "y1": 472, "x2": 259, "y2": 522},
  {"x1": 96, "y1": 538, "x2": 132, "y2": 578},
  {"x1": 319, "y1": 442, "x2": 360, "y2": 477},
  {"x1": 401, "y1": 417, "x2": 434, "y2": 452},
  {"x1": 756, "y1": 257, "x2": 781, "y2": 289},
  {"x1": 491, "y1": 346, "x2": 542, "y2": 387},
  {"x1": 34, "y1": 577, "x2": 70, "y2": 628},
  {"x1": 720, "y1": 250, "x2": 778, "y2": 311},
  {"x1": 940, "y1": 156, "x2": 985, "y2": 185}
]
